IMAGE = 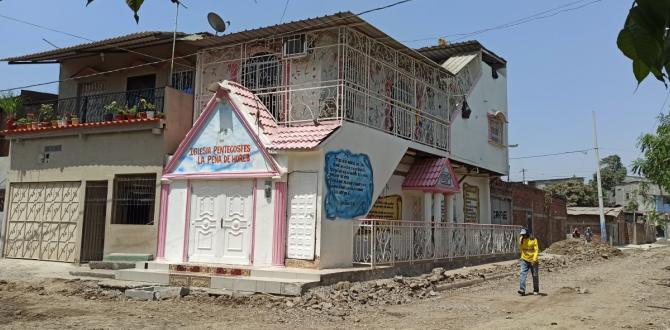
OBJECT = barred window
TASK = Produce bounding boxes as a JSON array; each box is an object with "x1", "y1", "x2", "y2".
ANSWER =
[
  {"x1": 171, "y1": 70, "x2": 194, "y2": 94},
  {"x1": 488, "y1": 116, "x2": 504, "y2": 145},
  {"x1": 112, "y1": 174, "x2": 157, "y2": 225}
]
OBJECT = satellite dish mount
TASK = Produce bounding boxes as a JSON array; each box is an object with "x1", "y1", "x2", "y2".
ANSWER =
[{"x1": 207, "y1": 12, "x2": 229, "y2": 36}]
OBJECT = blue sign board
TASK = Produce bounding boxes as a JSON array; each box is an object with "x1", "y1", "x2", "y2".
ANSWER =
[{"x1": 324, "y1": 150, "x2": 374, "y2": 220}]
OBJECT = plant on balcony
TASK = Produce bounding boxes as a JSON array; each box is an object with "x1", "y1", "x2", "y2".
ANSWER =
[
  {"x1": 38, "y1": 103, "x2": 55, "y2": 127},
  {"x1": 115, "y1": 107, "x2": 127, "y2": 121},
  {"x1": 0, "y1": 92, "x2": 22, "y2": 130},
  {"x1": 71, "y1": 114, "x2": 80, "y2": 125},
  {"x1": 139, "y1": 98, "x2": 156, "y2": 119},
  {"x1": 127, "y1": 105, "x2": 138, "y2": 120},
  {"x1": 59, "y1": 114, "x2": 68, "y2": 127},
  {"x1": 103, "y1": 101, "x2": 121, "y2": 122},
  {"x1": 15, "y1": 117, "x2": 30, "y2": 129}
]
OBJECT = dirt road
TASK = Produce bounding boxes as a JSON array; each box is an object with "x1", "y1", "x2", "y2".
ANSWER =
[{"x1": 1, "y1": 243, "x2": 669, "y2": 330}]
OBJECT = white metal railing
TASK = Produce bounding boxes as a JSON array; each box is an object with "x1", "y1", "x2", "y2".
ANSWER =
[{"x1": 353, "y1": 219, "x2": 520, "y2": 267}]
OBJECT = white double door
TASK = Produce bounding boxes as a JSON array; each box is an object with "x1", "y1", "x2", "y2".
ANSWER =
[{"x1": 189, "y1": 181, "x2": 253, "y2": 265}]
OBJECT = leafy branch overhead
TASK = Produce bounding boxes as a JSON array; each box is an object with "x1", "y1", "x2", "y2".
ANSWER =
[
  {"x1": 86, "y1": 0, "x2": 145, "y2": 23},
  {"x1": 617, "y1": 0, "x2": 670, "y2": 85},
  {"x1": 632, "y1": 112, "x2": 670, "y2": 194}
]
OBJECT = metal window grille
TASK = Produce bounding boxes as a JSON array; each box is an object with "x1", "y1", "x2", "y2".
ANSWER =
[
  {"x1": 283, "y1": 34, "x2": 306, "y2": 57},
  {"x1": 0, "y1": 188, "x2": 4, "y2": 212},
  {"x1": 111, "y1": 174, "x2": 157, "y2": 225},
  {"x1": 171, "y1": 70, "x2": 195, "y2": 94},
  {"x1": 489, "y1": 117, "x2": 504, "y2": 144}
]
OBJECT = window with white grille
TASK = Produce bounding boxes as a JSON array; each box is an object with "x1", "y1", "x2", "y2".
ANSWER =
[
  {"x1": 488, "y1": 116, "x2": 504, "y2": 145},
  {"x1": 171, "y1": 70, "x2": 194, "y2": 94},
  {"x1": 283, "y1": 34, "x2": 306, "y2": 57}
]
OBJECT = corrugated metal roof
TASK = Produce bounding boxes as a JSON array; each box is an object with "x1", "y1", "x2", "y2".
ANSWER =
[
  {"x1": 186, "y1": 11, "x2": 453, "y2": 76},
  {"x1": 0, "y1": 31, "x2": 206, "y2": 63},
  {"x1": 567, "y1": 207, "x2": 623, "y2": 217},
  {"x1": 417, "y1": 40, "x2": 506, "y2": 68},
  {"x1": 442, "y1": 52, "x2": 479, "y2": 74}
]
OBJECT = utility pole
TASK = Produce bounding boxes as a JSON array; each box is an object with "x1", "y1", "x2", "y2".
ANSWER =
[
  {"x1": 592, "y1": 111, "x2": 608, "y2": 243},
  {"x1": 521, "y1": 168, "x2": 527, "y2": 184}
]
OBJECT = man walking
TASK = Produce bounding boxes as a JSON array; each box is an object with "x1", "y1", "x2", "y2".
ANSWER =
[{"x1": 518, "y1": 228, "x2": 539, "y2": 296}]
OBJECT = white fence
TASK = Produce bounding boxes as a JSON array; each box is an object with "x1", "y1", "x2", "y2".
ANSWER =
[{"x1": 353, "y1": 219, "x2": 521, "y2": 267}]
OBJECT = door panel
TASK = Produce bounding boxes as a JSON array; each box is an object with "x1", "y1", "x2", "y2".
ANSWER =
[
  {"x1": 286, "y1": 172, "x2": 318, "y2": 260},
  {"x1": 220, "y1": 182, "x2": 253, "y2": 265},
  {"x1": 189, "y1": 182, "x2": 221, "y2": 263},
  {"x1": 188, "y1": 181, "x2": 253, "y2": 265},
  {"x1": 80, "y1": 181, "x2": 108, "y2": 262}
]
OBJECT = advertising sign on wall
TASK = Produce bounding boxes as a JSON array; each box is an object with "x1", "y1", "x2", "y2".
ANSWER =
[
  {"x1": 368, "y1": 195, "x2": 402, "y2": 220},
  {"x1": 463, "y1": 183, "x2": 480, "y2": 223},
  {"x1": 324, "y1": 150, "x2": 374, "y2": 220}
]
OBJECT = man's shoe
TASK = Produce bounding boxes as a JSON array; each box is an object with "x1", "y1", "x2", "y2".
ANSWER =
[
  {"x1": 517, "y1": 290, "x2": 525, "y2": 296},
  {"x1": 533, "y1": 291, "x2": 539, "y2": 295}
]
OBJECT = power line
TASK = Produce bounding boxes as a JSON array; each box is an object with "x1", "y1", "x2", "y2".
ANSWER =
[
  {"x1": 0, "y1": 13, "x2": 191, "y2": 67},
  {"x1": 279, "y1": 0, "x2": 290, "y2": 24},
  {"x1": 0, "y1": 0, "x2": 415, "y2": 93},
  {"x1": 402, "y1": 0, "x2": 604, "y2": 43},
  {"x1": 510, "y1": 148, "x2": 591, "y2": 160}
]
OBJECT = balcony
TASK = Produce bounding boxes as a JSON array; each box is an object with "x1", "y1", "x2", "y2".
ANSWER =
[{"x1": 17, "y1": 87, "x2": 165, "y2": 125}]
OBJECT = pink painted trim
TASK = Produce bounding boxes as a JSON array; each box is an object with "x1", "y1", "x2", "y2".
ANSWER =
[
  {"x1": 182, "y1": 180, "x2": 192, "y2": 262},
  {"x1": 163, "y1": 171, "x2": 277, "y2": 180},
  {"x1": 272, "y1": 182, "x2": 287, "y2": 266},
  {"x1": 164, "y1": 89, "x2": 281, "y2": 177},
  {"x1": 164, "y1": 93, "x2": 219, "y2": 174},
  {"x1": 250, "y1": 178, "x2": 258, "y2": 265},
  {"x1": 156, "y1": 183, "x2": 170, "y2": 260},
  {"x1": 226, "y1": 92, "x2": 281, "y2": 174}
]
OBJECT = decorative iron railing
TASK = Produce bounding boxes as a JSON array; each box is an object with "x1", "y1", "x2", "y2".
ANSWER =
[
  {"x1": 353, "y1": 219, "x2": 520, "y2": 267},
  {"x1": 19, "y1": 88, "x2": 165, "y2": 124}
]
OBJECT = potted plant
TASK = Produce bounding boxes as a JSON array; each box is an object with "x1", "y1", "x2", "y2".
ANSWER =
[
  {"x1": 126, "y1": 105, "x2": 138, "y2": 120},
  {"x1": 0, "y1": 92, "x2": 22, "y2": 130},
  {"x1": 38, "y1": 103, "x2": 54, "y2": 127},
  {"x1": 59, "y1": 115, "x2": 68, "y2": 127},
  {"x1": 103, "y1": 101, "x2": 119, "y2": 122},
  {"x1": 115, "y1": 107, "x2": 126, "y2": 121},
  {"x1": 140, "y1": 98, "x2": 156, "y2": 119},
  {"x1": 15, "y1": 117, "x2": 29, "y2": 129},
  {"x1": 51, "y1": 119, "x2": 59, "y2": 128},
  {"x1": 155, "y1": 112, "x2": 165, "y2": 120},
  {"x1": 71, "y1": 114, "x2": 80, "y2": 125}
]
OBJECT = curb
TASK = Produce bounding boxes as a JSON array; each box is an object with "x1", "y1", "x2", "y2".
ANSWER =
[{"x1": 434, "y1": 271, "x2": 517, "y2": 292}]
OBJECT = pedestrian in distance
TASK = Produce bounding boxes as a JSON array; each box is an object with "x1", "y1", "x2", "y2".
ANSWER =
[
  {"x1": 585, "y1": 227, "x2": 593, "y2": 243},
  {"x1": 572, "y1": 227, "x2": 581, "y2": 239},
  {"x1": 517, "y1": 228, "x2": 539, "y2": 296}
]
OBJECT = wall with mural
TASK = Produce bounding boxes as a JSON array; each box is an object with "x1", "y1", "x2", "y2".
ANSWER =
[
  {"x1": 324, "y1": 150, "x2": 374, "y2": 220},
  {"x1": 171, "y1": 99, "x2": 275, "y2": 175}
]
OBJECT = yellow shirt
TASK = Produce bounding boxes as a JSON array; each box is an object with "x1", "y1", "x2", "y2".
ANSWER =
[{"x1": 519, "y1": 236, "x2": 539, "y2": 263}]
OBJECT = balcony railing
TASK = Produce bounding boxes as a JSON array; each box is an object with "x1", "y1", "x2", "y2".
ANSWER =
[
  {"x1": 20, "y1": 88, "x2": 165, "y2": 124},
  {"x1": 353, "y1": 219, "x2": 521, "y2": 267}
]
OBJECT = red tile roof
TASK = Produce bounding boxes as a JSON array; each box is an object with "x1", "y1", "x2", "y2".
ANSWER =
[
  {"x1": 224, "y1": 81, "x2": 340, "y2": 150},
  {"x1": 403, "y1": 157, "x2": 460, "y2": 193},
  {"x1": 2, "y1": 118, "x2": 161, "y2": 136}
]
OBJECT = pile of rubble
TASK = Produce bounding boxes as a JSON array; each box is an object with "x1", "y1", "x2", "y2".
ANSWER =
[{"x1": 544, "y1": 239, "x2": 623, "y2": 261}]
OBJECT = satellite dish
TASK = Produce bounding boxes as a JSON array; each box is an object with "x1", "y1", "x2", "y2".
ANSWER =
[{"x1": 207, "y1": 12, "x2": 228, "y2": 35}]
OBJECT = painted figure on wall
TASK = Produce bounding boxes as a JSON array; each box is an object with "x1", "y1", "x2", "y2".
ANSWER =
[{"x1": 324, "y1": 150, "x2": 374, "y2": 220}]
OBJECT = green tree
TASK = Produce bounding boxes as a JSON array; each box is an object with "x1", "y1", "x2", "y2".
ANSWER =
[
  {"x1": 632, "y1": 112, "x2": 670, "y2": 193},
  {"x1": 589, "y1": 154, "x2": 627, "y2": 205},
  {"x1": 617, "y1": 0, "x2": 670, "y2": 85},
  {"x1": 544, "y1": 181, "x2": 597, "y2": 207},
  {"x1": 86, "y1": 0, "x2": 146, "y2": 23}
]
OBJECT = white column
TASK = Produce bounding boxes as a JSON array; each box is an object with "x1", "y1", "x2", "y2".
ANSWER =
[
  {"x1": 445, "y1": 194, "x2": 454, "y2": 223},
  {"x1": 423, "y1": 192, "x2": 433, "y2": 222},
  {"x1": 433, "y1": 193, "x2": 444, "y2": 222}
]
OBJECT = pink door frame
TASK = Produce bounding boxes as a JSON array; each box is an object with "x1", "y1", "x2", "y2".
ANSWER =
[{"x1": 272, "y1": 182, "x2": 287, "y2": 266}]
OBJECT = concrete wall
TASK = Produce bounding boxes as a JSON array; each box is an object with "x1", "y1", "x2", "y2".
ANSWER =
[
  {"x1": 253, "y1": 178, "x2": 276, "y2": 266},
  {"x1": 163, "y1": 180, "x2": 187, "y2": 262},
  {"x1": 6, "y1": 130, "x2": 164, "y2": 259},
  {"x1": 58, "y1": 43, "x2": 196, "y2": 98},
  {"x1": 451, "y1": 175, "x2": 491, "y2": 224},
  {"x1": 163, "y1": 87, "x2": 194, "y2": 155},
  {"x1": 0, "y1": 156, "x2": 8, "y2": 256},
  {"x1": 450, "y1": 61, "x2": 509, "y2": 175}
]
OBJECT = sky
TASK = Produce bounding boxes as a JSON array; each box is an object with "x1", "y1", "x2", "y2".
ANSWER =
[{"x1": 0, "y1": 0, "x2": 664, "y2": 182}]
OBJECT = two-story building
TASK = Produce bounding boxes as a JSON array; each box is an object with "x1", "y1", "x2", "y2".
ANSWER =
[
  {"x1": 0, "y1": 31, "x2": 206, "y2": 263},
  {"x1": 150, "y1": 12, "x2": 513, "y2": 273},
  {"x1": 615, "y1": 176, "x2": 669, "y2": 237}
]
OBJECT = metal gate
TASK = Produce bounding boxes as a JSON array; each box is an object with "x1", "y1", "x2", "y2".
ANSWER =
[
  {"x1": 80, "y1": 181, "x2": 108, "y2": 262},
  {"x1": 3, "y1": 182, "x2": 81, "y2": 262},
  {"x1": 491, "y1": 197, "x2": 512, "y2": 225}
]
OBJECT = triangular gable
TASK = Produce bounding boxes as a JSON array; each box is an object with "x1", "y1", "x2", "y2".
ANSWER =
[
  {"x1": 402, "y1": 158, "x2": 460, "y2": 194},
  {"x1": 164, "y1": 89, "x2": 279, "y2": 179}
]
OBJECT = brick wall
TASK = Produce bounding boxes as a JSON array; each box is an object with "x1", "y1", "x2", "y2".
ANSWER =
[{"x1": 491, "y1": 179, "x2": 567, "y2": 250}]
